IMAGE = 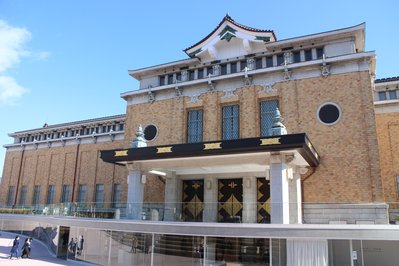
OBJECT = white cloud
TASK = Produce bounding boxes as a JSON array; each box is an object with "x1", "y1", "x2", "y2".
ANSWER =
[
  {"x1": 0, "y1": 20, "x2": 31, "y2": 72},
  {"x1": 0, "y1": 76, "x2": 27, "y2": 105},
  {"x1": 0, "y1": 20, "x2": 45, "y2": 106}
]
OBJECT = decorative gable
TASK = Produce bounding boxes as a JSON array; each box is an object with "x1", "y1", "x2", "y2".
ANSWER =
[{"x1": 184, "y1": 15, "x2": 276, "y2": 62}]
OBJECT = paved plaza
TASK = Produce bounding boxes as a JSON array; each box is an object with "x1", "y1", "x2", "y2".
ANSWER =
[{"x1": 0, "y1": 231, "x2": 90, "y2": 266}]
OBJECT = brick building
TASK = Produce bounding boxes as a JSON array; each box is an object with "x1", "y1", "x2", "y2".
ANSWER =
[{"x1": 0, "y1": 15, "x2": 397, "y2": 225}]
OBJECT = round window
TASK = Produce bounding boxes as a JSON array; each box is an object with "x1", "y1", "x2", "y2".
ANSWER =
[
  {"x1": 144, "y1": 124, "x2": 158, "y2": 141},
  {"x1": 317, "y1": 102, "x2": 341, "y2": 125}
]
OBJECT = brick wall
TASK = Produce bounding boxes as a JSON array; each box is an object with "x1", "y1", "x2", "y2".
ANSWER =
[{"x1": 125, "y1": 71, "x2": 383, "y2": 204}]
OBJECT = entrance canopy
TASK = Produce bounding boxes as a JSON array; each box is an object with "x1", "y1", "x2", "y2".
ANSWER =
[{"x1": 100, "y1": 133, "x2": 319, "y2": 176}]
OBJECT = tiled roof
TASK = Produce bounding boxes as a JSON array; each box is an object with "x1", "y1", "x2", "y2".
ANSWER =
[
  {"x1": 12, "y1": 114, "x2": 126, "y2": 135},
  {"x1": 375, "y1": 76, "x2": 399, "y2": 83},
  {"x1": 183, "y1": 14, "x2": 276, "y2": 53}
]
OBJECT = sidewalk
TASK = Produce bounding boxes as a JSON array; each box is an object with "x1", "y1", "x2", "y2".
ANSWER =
[{"x1": 0, "y1": 231, "x2": 92, "y2": 266}]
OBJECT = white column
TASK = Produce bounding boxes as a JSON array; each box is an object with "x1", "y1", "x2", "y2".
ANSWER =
[
  {"x1": 203, "y1": 177, "x2": 217, "y2": 222},
  {"x1": 270, "y1": 154, "x2": 290, "y2": 224},
  {"x1": 289, "y1": 172, "x2": 302, "y2": 224},
  {"x1": 242, "y1": 176, "x2": 257, "y2": 223},
  {"x1": 164, "y1": 172, "x2": 179, "y2": 221},
  {"x1": 126, "y1": 168, "x2": 144, "y2": 220}
]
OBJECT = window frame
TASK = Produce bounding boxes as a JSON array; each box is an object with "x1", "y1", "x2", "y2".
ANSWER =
[
  {"x1": 222, "y1": 104, "x2": 240, "y2": 140},
  {"x1": 187, "y1": 109, "x2": 204, "y2": 143}
]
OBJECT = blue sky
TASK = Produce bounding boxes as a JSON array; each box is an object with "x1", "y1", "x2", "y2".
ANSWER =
[{"x1": 0, "y1": 0, "x2": 398, "y2": 176}]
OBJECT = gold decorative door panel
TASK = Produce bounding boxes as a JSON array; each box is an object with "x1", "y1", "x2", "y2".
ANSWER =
[
  {"x1": 218, "y1": 178, "x2": 243, "y2": 222},
  {"x1": 257, "y1": 178, "x2": 271, "y2": 223},
  {"x1": 182, "y1": 179, "x2": 204, "y2": 222}
]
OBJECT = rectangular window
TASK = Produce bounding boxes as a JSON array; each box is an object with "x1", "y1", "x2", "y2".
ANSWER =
[
  {"x1": 189, "y1": 70, "x2": 195, "y2": 81},
  {"x1": 19, "y1": 185, "x2": 27, "y2": 206},
  {"x1": 276, "y1": 54, "x2": 284, "y2": 65},
  {"x1": 95, "y1": 184, "x2": 105, "y2": 207},
  {"x1": 78, "y1": 184, "x2": 87, "y2": 203},
  {"x1": 230, "y1": 62, "x2": 237, "y2": 73},
  {"x1": 207, "y1": 67, "x2": 213, "y2": 76},
  {"x1": 221, "y1": 64, "x2": 227, "y2": 75},
  {"x1": 113, "y1": 184, "x2": 121, "y2": 208},
  {"x1": 266, "y1": 56, "x2": 273, "y2": 67},
  {"x1": 305, "y1": 49, "x2": 312, "y2": 61},
  {"x1": 187, "y1": 109, "x2": 203, "y2": 143},
  {"x1": 159, "y1": 76, "x2": 165, "y2": 86},
  {"x1": 176, "y1": 72, "x2": 181, "y2": 82},
  {"x1": 47, "y1": 185, "x2": 55, "y2": 204},
  {"x1": 255, "y1": 58, "x2": 263, "y2": 69},
  {"x1": 197, "y1": 69, "x2": 204, "y2": 79},
  {"x1": 61, "y1": 185, "x2": 71, "y2": 203},
  {"x1": 260, "y1": 99, "x2": 279, "y2": 137},
  {"x1": 168, "y1": 74, "x2": 174, "y2": 85},
  {"x1": 32, "y1": 185, "x2": 40, "y2": 205},
  {"x1": 7, "y1": 186, "x2": 15, "y2": 206},
  {"x1": 240, "y1": 60, "x2": 247, "y2": 71},
  {"x1": 378, "y1": 91, "x2": 387, "y2": 101},
  {"x1": 119, "y1": 124, "x2": 124, "y2": 131},
  {"x1": 293, "y1": 51, "x2": 301, "y2": 63},
  {"x1": 389, "y1": 90, "x2": 397, "y2": 100},
  {"x1": 222, "y1": 105, "x2": 240, "y2": 140},
  {"x1": 316, "y1": 47, "x2": 324, "y2": 59}
]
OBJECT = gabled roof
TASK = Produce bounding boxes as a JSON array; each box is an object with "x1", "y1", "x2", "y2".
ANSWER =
[{"x1": 183, "y1": 15, "x2": 276, "y2": 59}]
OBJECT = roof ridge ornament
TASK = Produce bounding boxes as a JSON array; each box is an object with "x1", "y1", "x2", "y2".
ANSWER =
[
  {"x1": 271, "y1": 107, "x2": 287, "y2": 136},
  {"x1": 131, "y1": 125, "x2": 147, "y2": 148}
]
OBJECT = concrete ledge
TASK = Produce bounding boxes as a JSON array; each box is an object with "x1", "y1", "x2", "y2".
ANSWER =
[{"x1": 303, "y1": 203, "x2": 389, "y2": 224}]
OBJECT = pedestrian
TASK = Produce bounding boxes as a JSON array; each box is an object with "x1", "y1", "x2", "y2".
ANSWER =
[
  {"x1": 130, "y1": 236, "x2": 138, "y2": 253},
  {"x1": 77, "y1": 235, "x2": 84, "y2": 256},
  {"x1": 9, "y1": 235, "x2": 20, "y2": 259},
  {"x1": 21, "y1": 238, "x2": 30, "y2": 258},
  {"x1": 68, "y1": 238, "x2": 76, "y2": 254},
  {"x1": 28, "y1": 237, "x2": 33, "y2": 258}
]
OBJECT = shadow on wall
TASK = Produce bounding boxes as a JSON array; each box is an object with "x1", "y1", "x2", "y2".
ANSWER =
[{"x1": 6, "y1": 226, "x2": 58, "y2": 254}]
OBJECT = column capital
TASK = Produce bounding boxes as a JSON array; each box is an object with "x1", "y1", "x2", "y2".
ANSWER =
[
  {"x1": 270, "y1": 153, "x2": 295, "y2": 164},
  {"x1": 127, "y1": 162, "x2": 142, "y2": 172}
]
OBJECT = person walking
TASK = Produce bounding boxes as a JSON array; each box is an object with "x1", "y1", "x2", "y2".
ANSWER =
[
  {"x1": 130, "y1": 236, "x2": 138, "y2": 253},
  {"x1": 28, "y1": 237, "x2": 33, "y2": 258},
  {"x1": 21, "y1": 238, "x2": 30, "y2": 258},
  {"x1": 77, "y1": 235, "x2": 84, "y2": 256},
  {"x1": 9, "y1": 235, "x2": 20, "y2": 259}
]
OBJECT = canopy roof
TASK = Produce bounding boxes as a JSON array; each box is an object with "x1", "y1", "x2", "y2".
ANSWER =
[{"x1": 100, "y1": 133, "x2": 319, "y2": 176}]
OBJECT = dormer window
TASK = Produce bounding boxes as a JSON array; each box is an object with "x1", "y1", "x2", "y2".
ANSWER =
[
  {"x1": 198, "y1": 68, "x2": 204, "y2": 79},
  {"x1": 316, "y1": 47, "x2": 324, "y2": 59},
  {"x1": 159, "y1": 76, "x2": 165, "y2": 86},
  {"x1": 266, "y1": 56, "x2": 273, "y2": 68},
  {"x1": 240, "y1": 60, "x2": 247, "y2": 71},
  {"x1": 230, "y1": 62, "x2": 237, "y2": 73},
  {"x1": 167, "y1": 74, "x2": 174, "y2": 85},
  {"x1": 255, "y1": 58, "x2": 263, "y2": 69},
  {"x1": 293, "y1": 51, "x2": 301, "y2": 63},
  {"x1": 305, "y1": 49, "x2": 312, "y2": 61},
  {"x1": 389, "y1": 90, "x2": 397, "y2": 100},
  {"x1": 378, "y1": 91, "x2": 387, "y2": 101},
  {"x1": 277, "y1": 54, "x2": 284, "y2": 66}
]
